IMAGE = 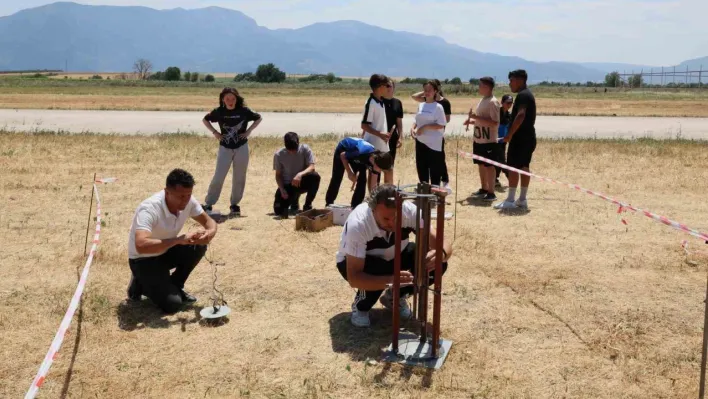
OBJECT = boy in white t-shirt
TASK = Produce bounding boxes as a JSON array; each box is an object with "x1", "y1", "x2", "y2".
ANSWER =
[
  {"x1": 464, "y1": 77, "x2": 501, "y2": 202},
  {"x1": 411, "y1": 80, "x2": 448, "y2": 187}
]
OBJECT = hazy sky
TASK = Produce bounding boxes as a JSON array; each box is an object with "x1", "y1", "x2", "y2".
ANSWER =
[{"x1": 1, "y1": 0, "x2": 704, "y2": 66}]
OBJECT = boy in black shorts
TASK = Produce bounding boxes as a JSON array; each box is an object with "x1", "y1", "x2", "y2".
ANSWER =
[
  {"x1": 464, "y1": 77, "x2": 501, "y2": 202},
  {"x1": 494, "y1": 70, "x2": 537, "y2": 210}
]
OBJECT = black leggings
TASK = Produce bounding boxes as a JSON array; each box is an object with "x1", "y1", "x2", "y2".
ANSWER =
[
  {"x1": 337, "y1": 243, "x2": 448, "y2": 311},
  {"x1": 273, "y1": 172, "x2": 321, "y2": 215},
  {"x1": 128, "y1": 244, "x2": 206, "y2": 313},
  {"x1": 325, "y1": 148, "x2": 370, "y2": 208},
  {"x1": 441, "y1": 138, "x2": 449, "y2": 183},
  {"x1": 415, "y1": 140, "x2": 444, "y2": 187}
]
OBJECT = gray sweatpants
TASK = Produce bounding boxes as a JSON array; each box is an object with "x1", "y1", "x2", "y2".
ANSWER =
[{"x1": 205, "y1": 144, "x2": 249, "y2": 207}]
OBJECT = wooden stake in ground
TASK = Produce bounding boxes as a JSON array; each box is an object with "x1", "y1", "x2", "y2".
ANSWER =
[
  {"x1": 83, "y1": 173, "x2": 96, "y2": 257},
  {"x1": 700, "y1": 271, "x2": 708, "y2": 399}
]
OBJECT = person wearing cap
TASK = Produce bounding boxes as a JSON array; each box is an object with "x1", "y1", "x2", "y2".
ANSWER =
[
  {"x1": 495, "y1": 94, "x2": 514, "y2": 187},
  {"x1": 324, "y1": 137, "x2": 393, "y2": 208},
  {"x1": 273, "y1": 132, "x2": 321, "y2": 218},
  {"x1": 335, "y1": 184, "x2": 453, "y2": 327},
  {"x1": 494, "y1": 70, "x2": 537, "y2": 210},
  {"x1": 201, "y1": 87, "x2": 263, "y2": 217},
  {"x1": 463, "y1": 77, "x2": 501, "y2": 202}
]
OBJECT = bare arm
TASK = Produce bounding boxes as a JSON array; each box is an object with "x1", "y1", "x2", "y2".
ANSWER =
[
  {"x1": 202, "y1": 119, "x2": 222, "y2": 140},
  {"x1": 291, "y1": 163, "x2": 316, "y2": 187},
  {"x1": 189, "y1": 212, "x2": 218, "y2": 245},
  {"x1": 134, "y1": 230, "x2": 188, "y2": 255},
  {"x1": 346, "y1": 255, "x2": 410, "y2": 290},
  {"x1": 275, "y1": 169, "x2": 286, "y2": 191},
  {"x1": 506, "y1": 107, "x2": 527, "y2": 141},
  {"x1": 411, "y1": 91, "x2": 425, "y2": 102},
  {"x1": 340, "y1": 152, "x2": 356, "y2": 181},
  {"x1": 361, "y1": 123, "x2": 391, "y2": 142}
]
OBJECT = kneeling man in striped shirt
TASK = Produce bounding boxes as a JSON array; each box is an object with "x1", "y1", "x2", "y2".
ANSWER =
[{"x1": 336, "y1": 184, "x2": 453, "y2": 327}]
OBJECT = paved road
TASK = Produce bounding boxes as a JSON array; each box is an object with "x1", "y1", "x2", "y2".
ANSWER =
[{"x1": 2, "y1": 109, "x2": 707, "y2": 140}]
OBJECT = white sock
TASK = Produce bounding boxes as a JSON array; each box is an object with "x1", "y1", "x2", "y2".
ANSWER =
[
  {"x1": 506, "y1": 187, "x2": 517, "y2": 202},
  {"x1": 519, "y1": 187, "x2": 528, "y2": 201}
]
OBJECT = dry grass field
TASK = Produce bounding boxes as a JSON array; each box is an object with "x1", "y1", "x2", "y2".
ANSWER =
[
  {"x1": 1, "y1": 82, "x2": 708, "y2": 116},
  {"x1": 1, "y1": 132, "x2": 708, "y2": 398}
]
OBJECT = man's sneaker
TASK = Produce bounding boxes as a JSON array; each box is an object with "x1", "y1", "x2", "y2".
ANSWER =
[
  {"x1": 515, "y1": 199, "x2": 528, "y2": 209},
  {"x1": 202, "y1": 204, "x2": 213, "y2": 213},
  {"x1": 350, "y1": 305, "x2": 371, "y2": 328},
  {"x1": 493, "y1": 200, "x2": 518, "y2": 210},
  {"x1": 379, "y1": 289, "x2": 413, "y2": 320},
  {"x1": 126, "y1": 275, "x2": 142, "y2": 302},
  {"x1": 442, "y1": 182, "x2": 452, "y2": 195},
  {"x1": 180, "y1": 289, "x2": 197, "y2": 304},
  {"x1": 482, "y1": 193, "x2": 497, "y2": 202},
  {"x1": 229, "y1": 205, "x2": 241, "y2": 217},
  {"x1": 472, "y1": 188, "x2": 487, "y2": 197},
  {"x1": 303, "y1": 204, "x2": 313, "y2": 212}
]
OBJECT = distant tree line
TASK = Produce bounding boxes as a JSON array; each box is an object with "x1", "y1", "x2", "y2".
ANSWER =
[{"x1": 132, "y1": 58, "x2": 215, "y2": 82}]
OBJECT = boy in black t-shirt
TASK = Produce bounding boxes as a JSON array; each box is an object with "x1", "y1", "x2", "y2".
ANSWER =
[
  {"x1": 202, "y1": 87, "x2": 263, "y2": 217},
  {"x1": 495, "y1": 94, "x2": 513, "y2": 187},
  {"x1": 494, "y1": 70, "x2": 537, "y2": 210},
  {"x1": 383, "y1": 79, "x2": 403, "y2": 183}
]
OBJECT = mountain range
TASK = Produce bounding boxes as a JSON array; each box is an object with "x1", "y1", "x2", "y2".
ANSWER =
[{"x1": 0, "y1": 2, "x2": 704, "y2": 82}]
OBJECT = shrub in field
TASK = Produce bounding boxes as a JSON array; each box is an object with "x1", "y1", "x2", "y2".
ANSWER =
[
  {"x1": 469, "y1": 78, "x2": 480, "y2": 85},
  {"x1": 164, "y1": 66, "x2": 181, "y2": 81},
  {"x1": 605, "y1": 72, "x2": 622, "y2": 87},
  {"x1": 191, "y1": 72, "x2": 199, "y2": 82},
  {"x1": 90, "y1": 75, "x2": 103, "y2": 80},
  {"x1": 183, "y1": 71, "x2": 192, "y2": 82},
  {"x1": 149, "y1": 71, "x2": 164, "y2": 80},
  {"x1": 401, "y1": 77, "x2": 429, "y2": 84},
  {"x1": 450, "y1": 77, "x2": 462, "y2": 85},
  {"x1": 255, "y1": 63, "x2": 286, "y2": 83},
  {"x1": 234, "y1": 72, "x2": 256, "y2": 82},
  {"x1": 298, "y1": 73, "x2": 342, "y2": 83},
  {"x1": 204, "y1": 74, "x2": 215, "y2": 82},
  {"x1": 629, "y1": 74, "x2": 643, "y2": 88}
]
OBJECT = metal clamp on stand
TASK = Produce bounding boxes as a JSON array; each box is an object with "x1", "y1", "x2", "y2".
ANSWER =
[{"x1": 383, "y1": 183, "x2": 452, "y2": 370}]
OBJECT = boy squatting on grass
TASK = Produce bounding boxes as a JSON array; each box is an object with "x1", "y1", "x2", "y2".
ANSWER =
[
  {"x1": 336, "y1": 184, "x2": 453, "y2": 327},
  {"x1": 464, "y1": 76, "x2": 502, "y2": 202},
  {"x1": 273, "y1": 132, "x2": 321, "y2": 218}
]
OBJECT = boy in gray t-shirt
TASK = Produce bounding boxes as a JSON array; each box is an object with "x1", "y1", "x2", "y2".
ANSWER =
[{"x1": 273, "y1": 132, "x2": 321, "y2": 217}]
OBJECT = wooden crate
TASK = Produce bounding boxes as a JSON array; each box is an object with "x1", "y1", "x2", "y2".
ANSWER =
[{"x1": 295, "y1": 209, "x2": 334, "y2": 232}]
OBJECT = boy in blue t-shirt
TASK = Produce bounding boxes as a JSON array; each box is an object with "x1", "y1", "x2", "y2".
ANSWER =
[
  {"x1": 324, "y1": 137, "x2": 393, "y2": 208},
  {"x1": 495, "y1": 94, "x2": 513, "y2": 187}
]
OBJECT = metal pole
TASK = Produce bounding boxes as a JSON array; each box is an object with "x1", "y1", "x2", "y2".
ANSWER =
[
  {"x1": 662, "y1": 66, "x2": 665, "y2": 86},
  {"x1": 431, "y1": 192, "x2": 445, "y2": 358},
  {"x1": 687, "y1": 65, "x2": 690, "y2": 86},
  {"x1": 700, "y1": 65, "x2": 703, "y2": 88},
  {"x1": 83, "y1": 173, "x2": 97, "y2": 256},
  {"x1": 700, "y1": 270, "x2": 708, "y2": 399},
  {"x1": 674, "y1": 66, "x2": 676, "y2": 85},
  {"x1": 392, "y1": 192, "x2": 403, "y2": 354},
  {"x1": 413, "y1": 188, "x2": 423, "y2": 319},
  {"x1": 418, "y1": 184, "x2": 431, "y2": 344}
]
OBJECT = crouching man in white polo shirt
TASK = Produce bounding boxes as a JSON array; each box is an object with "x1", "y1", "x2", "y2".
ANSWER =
[
  {"x1": 127, "y1": 169, "x2": 218, "y2": 313},
  {"x1": 336, "y1": 184, "x2": 453, "y2": 327}
]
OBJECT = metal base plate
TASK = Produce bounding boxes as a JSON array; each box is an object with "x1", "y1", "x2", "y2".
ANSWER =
[
  {"x1": 200, "y1": 305, "x2": 231, "y2": 319},
  {"x1": 382, "y1": 332, "x2": 453, "y2": 370}
]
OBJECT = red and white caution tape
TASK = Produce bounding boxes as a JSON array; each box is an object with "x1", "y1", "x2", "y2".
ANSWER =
[
  {"x1": 25, "y1": 180, "x2": 111, "y2": 399},
  {"x1": 459, "y1": 150, "x2": 708, "y2": 243}
]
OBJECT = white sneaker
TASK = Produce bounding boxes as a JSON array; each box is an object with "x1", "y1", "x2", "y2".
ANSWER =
[
  {"x1": 350, "y1": 305, "x2": 371, "y2": 328},
  {"x1": 379, "y1": 289, "x2": 413, "y2": 320},
  {"x1": 515, "y1": 199, "x2": 528, "y2": 209},
  {"x1": 493, "y1": 200, "x2": 518, "y2": 210},
  {"x1": 442, "y1": 182, "x2": 452, "y2": 195}
]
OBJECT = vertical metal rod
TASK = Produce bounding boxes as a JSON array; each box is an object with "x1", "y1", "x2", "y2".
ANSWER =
[
  {"x1": 392, "y1": 192, "x2": 403, "y2": 354},
  {"x1": 419, "y1": 185, "x2": 431, "y2": 343},
  {"x1": 413, "y1": 189, "x2": 423, "y2": 319},
  {"x1": 700, "y1": 270, "x2": 708, "y2": 399},
  {"x1": 432, "y1": 193, "x2": 445, "y2": 358},
  {"x1": 454, "y1": 136, "x2": 460, "y2": 243},
  {"x1": 83, "y1": 173, "x2": 97, "y2": 256}
]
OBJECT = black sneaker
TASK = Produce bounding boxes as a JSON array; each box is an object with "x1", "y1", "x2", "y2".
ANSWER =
[
  {"x1": 483, "y1": 193, "x2": 497, "y2": 202},
  {"x1": 303, "y1": 204, "x2": 313, "y2": 212},
  {"x1": 127, "y1": 275, "x2": 142, "y2": 302},
  {"x1": 472, "y1": 189, "x2": 487, "y2": 197},
  {"x1": 229, "y1": 205, "x2": 241, "y2": 217},
  {"x1": 180, "y1": 289, "x2": 197, "y2": 304},
  {"x1": 202, "y1": 204, "x2": 213, "y2": 212}
]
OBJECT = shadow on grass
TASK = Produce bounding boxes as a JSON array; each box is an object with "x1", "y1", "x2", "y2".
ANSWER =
[
  {"x1": 116, "y1": 300, "x2": 200, "y2": 332},
  {"x1": 460, "y1": 196, "x2": 494, "y2": 208},
  {"x1": 329, "y1": 310, "x2": 392, "y2": 362}
]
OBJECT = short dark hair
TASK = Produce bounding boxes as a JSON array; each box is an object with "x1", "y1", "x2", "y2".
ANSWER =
[
  {"x1": 369, "y1": 74, "x2": 389, "y2": 90},
  {"x1": 501, "y1": 94, "x2": 513, "y2": 103},
  {"x1": 372, "y1": 152, "x2": 393, "y2": 171},
  {"x1": 480, "y1": 76, "x2": 495, "y2": 89},
  {"x1": 166, "y1": 168, "x2": 195, "y2": 189},
  {"x1": 366, "y1": 184, "x2": 398, "y2": 209},
  {"x1": 508, "y1": 70, "x2": 528, "y2": 82},
  {"x1": 284, "y1": 132, "x2": 299, "y2": 151}
]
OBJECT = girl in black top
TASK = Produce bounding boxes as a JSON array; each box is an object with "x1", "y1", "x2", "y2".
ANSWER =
[{"x1": 202, "y1": 87, "x2": 263, "y2": 217}]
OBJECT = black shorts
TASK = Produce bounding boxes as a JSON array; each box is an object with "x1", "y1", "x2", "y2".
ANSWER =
[
  {"x1": 507, "y1": 137, "x2": 537, "y2": 169},
  {"x1": 472, "y1": 142, "x2": 499, "y2": 166}
]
